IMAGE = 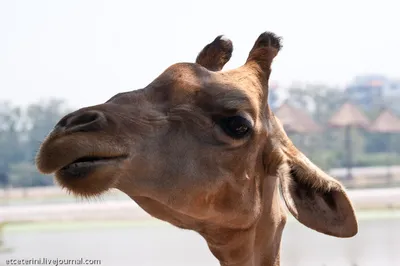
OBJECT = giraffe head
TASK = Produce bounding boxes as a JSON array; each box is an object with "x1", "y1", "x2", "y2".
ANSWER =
[{"x1": 36, "y1": 31, "x2": 357, "y2": 265}]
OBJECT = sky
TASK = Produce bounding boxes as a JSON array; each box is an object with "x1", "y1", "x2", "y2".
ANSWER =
[{"x1": 1, "y1": 0, "x2": 399, "y2": 108}]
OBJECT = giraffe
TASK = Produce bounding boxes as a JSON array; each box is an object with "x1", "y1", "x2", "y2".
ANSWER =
[{"x1": 35, "y1": 31, "x2": 358, "y2": 266}]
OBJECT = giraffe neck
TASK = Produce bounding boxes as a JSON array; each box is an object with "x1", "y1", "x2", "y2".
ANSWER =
[{"x1": 202, "y1": 182, "x2": 287, "y2": 266}]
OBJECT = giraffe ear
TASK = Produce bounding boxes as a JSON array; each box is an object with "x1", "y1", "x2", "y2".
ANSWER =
[
  {"x1": 278, "y1": 150, "x2": 358, "y2": 238},
  {"x1": 271, "y1": 116, "x2": 358, "y2": 238}
]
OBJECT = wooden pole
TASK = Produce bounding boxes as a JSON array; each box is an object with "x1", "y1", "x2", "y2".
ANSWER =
[
  {"x1": 345, "y1": 126, "x2": 353, "y2": 181},
  {"x1": 387, "y1": 133, "x2": 393, "y2": 184}
]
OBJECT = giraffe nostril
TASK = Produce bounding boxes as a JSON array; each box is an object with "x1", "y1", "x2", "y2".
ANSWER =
[
  {"x1": 67, "y1": 112, "x2": 101, "y2": 128},
  {"x1": 56, "y1": 110, "x2": 107, "y2": 133}
]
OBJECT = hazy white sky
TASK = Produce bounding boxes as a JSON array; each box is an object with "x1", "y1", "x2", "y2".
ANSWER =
[{"x1": 1, "y1": 0, "x2": 399, "y2": 108}]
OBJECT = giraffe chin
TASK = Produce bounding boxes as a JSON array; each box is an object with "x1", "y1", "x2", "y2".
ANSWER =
[{"x1": 54, "y1": 156, "x2": 126, "y2": 197}]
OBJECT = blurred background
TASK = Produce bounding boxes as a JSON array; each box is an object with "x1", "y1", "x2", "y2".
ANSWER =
[{"x1": 0, "y1": 0, "x2": 399, "y2": 265}]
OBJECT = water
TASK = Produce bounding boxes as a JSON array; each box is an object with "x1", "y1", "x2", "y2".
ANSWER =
[{"x1": 1, "y1": 217, "x2": 399, "y2": 266}]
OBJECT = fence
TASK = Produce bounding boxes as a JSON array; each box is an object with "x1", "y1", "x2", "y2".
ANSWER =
[{"x1": 329, "y1": 165, "x2": 400, "y2": 188}]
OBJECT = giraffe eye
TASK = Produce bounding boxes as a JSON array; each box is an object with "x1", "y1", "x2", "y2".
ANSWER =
[{"x1": 217, "y1": 116, "x2": 253, "y2": 139}]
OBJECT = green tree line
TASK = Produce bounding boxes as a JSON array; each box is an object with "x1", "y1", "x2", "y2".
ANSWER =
[{"x1": 0, "y1": 99, "x2": 71, "y2": 188}]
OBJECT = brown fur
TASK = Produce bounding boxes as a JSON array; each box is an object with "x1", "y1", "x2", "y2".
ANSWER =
[{"x1": 35, "y1": 32, "x2": 358, "y2": 266}]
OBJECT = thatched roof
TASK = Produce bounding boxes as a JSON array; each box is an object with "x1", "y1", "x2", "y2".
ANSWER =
[
  {"x1": 275, "y1": 103, "x2": 322, "y2": 133},
  {"x1": 369, "y1": 109, "x2": 400, "y2": 133},
  {"x1": 328, "y1": 102, "x2": 370, "y2": 128}
]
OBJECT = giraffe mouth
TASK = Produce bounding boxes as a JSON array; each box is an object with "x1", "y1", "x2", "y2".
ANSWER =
[{"x1": 57, "y1": 155, "x2": 127, "y2": 179}]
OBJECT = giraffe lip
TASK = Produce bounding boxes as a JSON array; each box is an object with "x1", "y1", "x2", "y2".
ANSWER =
[
  {"x1": 57, "y1": 155, "x2": 127, "y2": 178},
  {"x1": 61, "y1": 156, "x2": 124, "y2": 169}
]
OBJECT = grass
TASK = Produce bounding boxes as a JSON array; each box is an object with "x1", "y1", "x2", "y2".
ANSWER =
[{"x1": 2, "y1": 208, "x2": 400, "y2": 233}]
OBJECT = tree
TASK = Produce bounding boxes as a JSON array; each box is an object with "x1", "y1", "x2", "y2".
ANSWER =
[{"x1": 0, "y1": 99, "x2": 70, "y2": 188}]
